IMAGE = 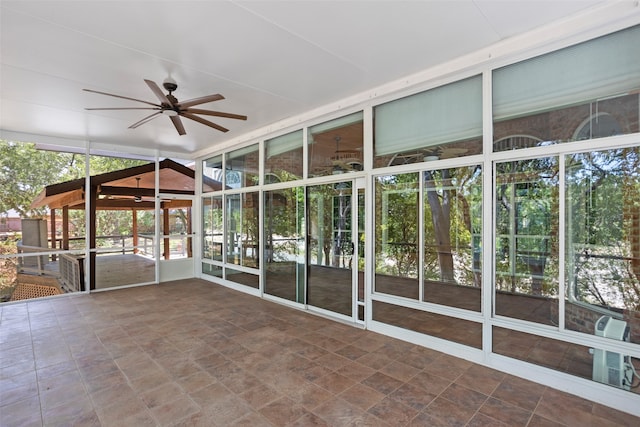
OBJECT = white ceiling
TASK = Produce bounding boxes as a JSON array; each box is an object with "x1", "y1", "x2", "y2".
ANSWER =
[{"x1": 0, "y1": 0, "x2": 611, "y2": 159}]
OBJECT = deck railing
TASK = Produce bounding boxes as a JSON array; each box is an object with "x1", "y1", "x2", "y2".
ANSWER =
[{"x1": 16, "y1": 244, "x2": 60, "y2": 277}]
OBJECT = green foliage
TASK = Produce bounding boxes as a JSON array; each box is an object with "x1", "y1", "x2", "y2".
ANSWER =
[
  {"x1": 0, "y1": 140, "x2": 83, "y2": 217},
  {"x1": 375, "y1": 173, "x2": 419, "y2": 277},
  {"x1": 567, "y1": 148, "x2": 640, "y2": 310},
  {"x1": 264, "y1": 186, "x2": 305, "y2": 262},
  {"x1": 89, "y1": 154, "x2": 148, "y2": 175},
  {"x1": 0, "y1": 140, "x2": 156, "y2": 243}
]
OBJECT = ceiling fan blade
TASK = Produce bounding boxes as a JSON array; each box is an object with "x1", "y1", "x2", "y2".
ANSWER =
[
  {"x1": 85, "y1": 107, "x2": 161, "y2": 111},
  {"x1": 182, "y1": 112, "x2": 228, "y2": 133},
  {"x1": 83, "y1": 88, "x2": 160, "y2": 108},
  {"x1": 128, "y1": 112, "x2": 162, "y2": 129},
  {"x1": 170, "y1": 115, "x2": 186, "y2": 136},
  {"x1": 144, "y1": 79, "x2": 173, "y2": 106},
  {"x1": 144, "y1": 79, "x2": 175, "y2": 106},
  {"x1": 178, "y1": 94, "x2": 224, "y2": 109},
  {"x1": 186, "y1": 108, "x2": 247, "y2": 121}
]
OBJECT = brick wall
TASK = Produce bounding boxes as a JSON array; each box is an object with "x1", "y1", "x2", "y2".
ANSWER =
[
  {"x1": 562, "y1": 301, "x2": 640, "y2": 345},
  {"x1": 494, "y1": 94, "x2": 639, "y2": 144},
  {"x1": 264, "y1": 148, "x2": 303, "y2": 180}
]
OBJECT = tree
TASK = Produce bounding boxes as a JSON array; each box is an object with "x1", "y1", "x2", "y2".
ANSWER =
[
  {"x1": 424, "y1": 169, "x2": 455, "y2": 282},
  {"x1": 375, "y1": 173, "x2": 419, "y2": 278},
  {"x1": 0, "y1": 140, "x2": 83, "y2": 217},
  {"x1": 495, "y1": 157, "x2": 559, "y2": 297},
  {"x1": 0, "y1": 139, "x2": 152, "y2": 241},
  {"x1": 568, "y1": 148, "x2": 640, "y2": 311},
  {"x1": 424, "y1": 166, "x2": 481, "y2": 285}
]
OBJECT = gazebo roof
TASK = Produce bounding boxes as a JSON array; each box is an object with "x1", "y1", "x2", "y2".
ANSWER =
[{"x1": 31, "y1": 158, "x2": 221, "y2": 210}]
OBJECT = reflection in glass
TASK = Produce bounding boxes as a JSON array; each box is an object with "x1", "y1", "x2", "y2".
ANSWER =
[
  {"x1": 493, "y1": 327, "x2": 593, "y2": 380},
  {"x1": 226, "y1": 192, "x2": 259, "y2": 268},
  {"x1": 203, "y1": 196, "x2": 223, "y2": 261},
  {"x1": 202, "y1": 263, "x2": 223, "y2": 278},
  {"x1": 226, "y1": 144, "x2": 259, "y2": 188},
  {"x1": 566, "y1": 149, "x2": 640, "y2": 345},
  {"x1": 357, "y1": 188, "x2": 365, "y2": 306},
  {"x1": 202, "y1": 154, "x2": 224, "y2": 192},
  {"x1": 308, "y1": 112, "x2": 363, "y2": 178},
  {"x1": 374, "y1": 173, "x2": 419, "y2": 299},
  {"x1": 423, "y1": 166, "x2": 482, "y2": 311},
  {"x1": 264, "y1": 187, "x2": 305, "y2": 302},
  {"x1": 226, "y1": 268, "x2": 259, "y2": 289},
  {"x1": 373, "y1": 301, "x2": 482, "y2": 348},
  {"x1": 495, "y1": 158, "x2": 559, "y2": 325},
  {"x1": 493, "y1": 25, "x2": 640, "y2": 151},
  {"x1": 307, "y1": 182, "x2": 353, "y2": 316},
  {"x1": 265, "y1": 130, "x2": 303, "y2": 183}
]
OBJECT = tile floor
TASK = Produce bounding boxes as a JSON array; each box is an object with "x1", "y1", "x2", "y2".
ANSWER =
[{"x1": 1, "y1": 279, "x2": 638, "y2": 426}]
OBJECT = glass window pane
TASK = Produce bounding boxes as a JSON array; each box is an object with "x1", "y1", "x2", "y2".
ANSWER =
[
  {"x1": 226, "y1": 267, "x2": 259, "y2": 289},
  {"x1": 202, "y1": 197, "x2": 212, "y2": 259},
  {"x1": 307, "y1": 181, "x2": 353, "y2": 316},
  {"x1": 565, "y1": 148, "x2": 640, "y2": 345},
  {"x1": 226, "y1": 144, "x2": 259, "y2": 188},
  {"x1": 493, "y1": 25, "x2": 640, "y2": 151},
  {"x1": 357, "y1": 188, "x2": 365, "y2": 305},
  {"x1": 265, "y1": 130, "x2": 303, "y2": 183},
  {"x1": 160, "y1": 206, "x2": 192, "y2": 260},
  {"x1": 423, "y1": 166, "x2": 482, "y2": 311},
  {"x1": 202, "y1": 154, "x2": 224, "y2": 192},
  {"x1": 225, "y1": 192, "x2": 259, "y2": 268},
  {"x1": 308, "y1": 112, "x2": 363, "y2": 178},
  {"x1": 495, "y1": 158, "x2": 559, "y2": 325},
  {"x1": 264, "y1": 187, "x2": 305, "y2": 303},
  {"x1": 373, "y1": 301, "x2": 482, "y2": 348},
  {"x1": 202, "y1": 263, "x2": 223, "y2": 278},
  {"x1": 374, "y1": 173, "x2": 419, "y2": 299},
  {"x1": 374, "y1": 76, "x2": 482, "y2": 167},
  {"x1": 202, "y1": 196, "x2": 223, "y2": 261},
  {"x1": 493, "y1": 327, "x2": 593, "y2": 381}
]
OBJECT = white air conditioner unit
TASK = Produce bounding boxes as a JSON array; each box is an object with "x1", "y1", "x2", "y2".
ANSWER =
[{"x1": 592, "y1": 315, "x2": 632, "y2": 390}]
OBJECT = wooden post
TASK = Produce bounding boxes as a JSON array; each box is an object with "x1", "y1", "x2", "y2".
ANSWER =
[
  {"x1": 62, "y1": 206, "x2": 69, "y2": 250},
  {"x1": 187, "y1": 207, "x2": 193, "y2": 258},
  {"x1": 50, "y1": 209, "x2": 57, "y2": 249},
  {"x1": 89, "y1": 185, "x2": 97, "y2": 291},
  {"x1": 163, "y1": 207, "x2": 170, "y2": 260},
  {"x1": 50, "y1": 208, "x2": 57, "y2": 261},
  {"x1": 132, "y1": 209, "x2": 138, "y2": 254}
]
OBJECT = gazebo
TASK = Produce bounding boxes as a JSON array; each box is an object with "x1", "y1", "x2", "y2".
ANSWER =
[{"x1": 30, "y1": 158, "x2": 221, "y2": 290}]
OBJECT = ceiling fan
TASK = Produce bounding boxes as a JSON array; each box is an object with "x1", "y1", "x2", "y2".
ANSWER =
[{"x1": 83, "y1": 78, "x2": 247, "y2": 135}]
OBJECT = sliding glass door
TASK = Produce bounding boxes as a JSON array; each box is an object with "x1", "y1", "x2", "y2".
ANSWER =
[{"x1": 307, "y1": 180, "x2": 358, "y2": 318}]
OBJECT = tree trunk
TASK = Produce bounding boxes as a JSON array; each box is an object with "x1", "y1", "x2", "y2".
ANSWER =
[{"x1": 424, "y1": 171, "x2": 455, "y2": 283}]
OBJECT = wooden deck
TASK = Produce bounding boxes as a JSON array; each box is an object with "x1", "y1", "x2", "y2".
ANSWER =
[
  {"x1": 94, "y1": 254, "x2": 156, "y2": 289},
  {"x1": 19, "y1": 253, "x2": 157, "y2": 291}
]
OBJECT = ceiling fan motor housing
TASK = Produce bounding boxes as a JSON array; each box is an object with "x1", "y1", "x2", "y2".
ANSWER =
[{"x1": 163, "y1": 77, "x2": 178, "y2": 93}]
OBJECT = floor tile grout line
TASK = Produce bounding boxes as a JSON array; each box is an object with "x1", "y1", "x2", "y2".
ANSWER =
[{"x1": 26, "y1": 300, "x2": 45, "y2": 427}]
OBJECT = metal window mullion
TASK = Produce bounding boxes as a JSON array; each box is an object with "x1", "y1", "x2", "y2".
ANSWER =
[
  {"x1": 84, "y1": 141, "x2": 91, "y2": 293},
  {"x1": 558, "y1": 154, "x2": 566, "y2": 331},
  {"x1": 303, "y1": 126, "x2": 309, "y2": 179},
  {"x1": 482, "y1": 70, "x2": 494, "y2": 355},
  {"x1": 418, "y1": 171, "x2": 425, "y2": 302},
  {"x1": 363, "y1": 106, "x2": 375, "y2": 327}
]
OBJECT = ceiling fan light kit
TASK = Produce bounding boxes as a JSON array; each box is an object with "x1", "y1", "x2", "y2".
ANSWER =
[{"x1": 83, "y1": 78, "x2": 247, "y2": 136}]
